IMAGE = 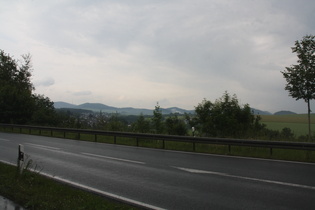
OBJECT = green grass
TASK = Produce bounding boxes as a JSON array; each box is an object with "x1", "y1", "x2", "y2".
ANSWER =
[
  {"x1": 260, "y1": 114, "x2": 315, "y2": 123},
  {"x1": 0, "y1": 161, "x2": 137, "y2": 210},
  {"x1": 260, "y1": 114, "x2": 315, "y2": 136},
  {"x1": 262, "y1": 122, "x2": 315, "y2": 136}
]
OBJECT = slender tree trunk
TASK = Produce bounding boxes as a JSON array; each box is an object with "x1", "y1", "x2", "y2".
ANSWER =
[{"x1": 307, "y1": 99, "x2": 311, "y2": 141}]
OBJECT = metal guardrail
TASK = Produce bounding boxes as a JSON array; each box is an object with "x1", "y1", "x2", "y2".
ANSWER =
[{"x1": 1, "y1": 124, "x2": 315, "y2": 154}]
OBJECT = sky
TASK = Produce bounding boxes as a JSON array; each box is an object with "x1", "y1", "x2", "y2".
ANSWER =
[{"x1": 1, "y1": 0, "x2": 315, "y2": 114}]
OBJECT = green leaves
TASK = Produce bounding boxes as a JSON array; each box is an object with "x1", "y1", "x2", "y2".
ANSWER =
[
  {"x1": 282, "y1": 35, "x2": 315, "y2": 102},
  {"x1": 194, "y1": 92, "x2": 261, "y2": 138},
  {"x1": 0, "y1": 50, "x2": 56, "y2": 125},
  {"x1": 281, "y1": 35, "x2": 315, "y2": 140}
]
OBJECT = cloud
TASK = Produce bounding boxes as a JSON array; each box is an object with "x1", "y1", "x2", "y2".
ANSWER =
[
  {"x1": 1, "y1": 0, "x2": 315, "y2": 113},
  {"x1": 34, "y1": 77, "x2": 55, "y2": 87},
  {"x1": 73, "y1": 91, "x2": 92, "y2": 96}
]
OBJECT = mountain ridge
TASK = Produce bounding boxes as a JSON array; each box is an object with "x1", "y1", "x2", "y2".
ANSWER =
[
  {"x1": 54, "y1": 101, "x2": 274, "y2": 115},
  {"x1": 54, "y1": 101, "x2": 191, "y2": 115}
]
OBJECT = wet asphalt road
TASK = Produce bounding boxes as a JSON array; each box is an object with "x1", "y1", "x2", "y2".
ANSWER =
[{"x1": 1, "y1": 132, "x2": 315, "y2": 210}]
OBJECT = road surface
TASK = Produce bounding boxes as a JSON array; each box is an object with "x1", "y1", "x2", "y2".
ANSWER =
[{"x1": 1, "y1": 132, "x2": 315, "y2": 209}]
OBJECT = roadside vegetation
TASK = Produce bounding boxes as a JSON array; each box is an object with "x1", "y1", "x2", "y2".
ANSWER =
[{"x1": 0, "y1": 161, "x2": 136, "y2": 210}]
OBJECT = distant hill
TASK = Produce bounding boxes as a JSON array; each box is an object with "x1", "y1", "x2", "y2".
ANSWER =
[
  {"x1": 54, "y1": 101, "x2": 194, "y2": 115},
  {"x1": 54, "y1": 101, "x2": 77, "y2": 109},
  {"x1": 274, "y1": 110, "x2": 297, "y2": 115},
  {"x1": 77, "y1": 103, "x2": 117, "y2": 112},
  {"x1": 251, "y1": 108, "x2": 272, "y2": 115},
  {"x1": 55, "y1": 102, "x2": 296, "y2": 116},
  {"x1": 57, "y1": 108, "x2": 94, "y2": 115}
]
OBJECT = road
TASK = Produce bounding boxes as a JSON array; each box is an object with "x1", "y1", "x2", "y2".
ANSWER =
[{"x1": 1, "y1": 132, "x2": 315, "y2": 210}]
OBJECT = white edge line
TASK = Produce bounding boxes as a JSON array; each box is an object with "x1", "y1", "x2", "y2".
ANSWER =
[
  {"x1": 81, "y1": 152, "x2": 145, "y2": 165},
  {"x1": 25, "y1": 143, "x2": 60, "y2": 150},
  {"x1": 0, "y1": 160, "x2": 15, "y2": 166},
  {"x1": 0, "y1": 138, "x2": 10, "y2": 141},
  {"x1": 44, "y1": 174, "x2": 165, "y2": 210},
  {"x1": 174, "y1": 166, "x2": 315, "y2": 190},
  {"x1": 0, "y1": 160, "x2": 163, "y2": 210}
]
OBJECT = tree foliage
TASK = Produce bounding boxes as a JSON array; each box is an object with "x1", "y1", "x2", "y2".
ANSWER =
[
  {"x1": 106, "y1": 113, "x2": 127, "y2": 131},
  {"x1": 194, "y1": 92, "x2": 263, "y2": 138},
  {"x1": 165, "y1": 114, "x2": 187, "y2": 135},
  {"x1": 0, "y1": 50, "x2": 56, "y2": 125},
  {"x1": 152, "y1": 102, "x2": 164, "y2": 134},
  {"x1": 133, "y1": 113, "x2": 150, "y2": 133},
  {"x1": 31, "y1": 94, "x2": 58, "y2": 126},
  {"x1": 0, "y1": 50, "x2": 34, "y2": 123},
  {"x1": 281, "y1": 35, "x2": 315, "y2": 140}
]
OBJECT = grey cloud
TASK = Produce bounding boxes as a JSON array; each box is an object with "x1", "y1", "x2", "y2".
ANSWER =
[
  {"x1": 73, "y1": 91, "x2": 92, "y2": 96},
  {"x1": 34, "y1": 77, "x2": 55, "y2": 87},
  {"x1": 2, "y1": 0, "x2": 315, "y2": 113}
]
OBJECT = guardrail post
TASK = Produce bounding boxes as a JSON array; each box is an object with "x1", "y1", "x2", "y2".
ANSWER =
[
  {"x1": 228, "y1": 145, "x2": 231, "y2": 154},
  {"x1": 136, "y1": 138, "x2": 139, "y2": 146},
  {"x1": 193, "y1": 142, "x2": 196, "y2": 151},
  {"x1": 162, "y1": 140, "x2": 165, "y2": 149},
  {"x1": 18, "y1": 144, "x2": 24, "y2": 173},
  {"x1": 94, "y1": 134, "x2": 97, "y2": 142},
  {"x1": 114, "y1": 136, "x2": 116, "y2": 144},
  {"x1": 270, "y1": 147, "x2": 273, "y2": 156}
]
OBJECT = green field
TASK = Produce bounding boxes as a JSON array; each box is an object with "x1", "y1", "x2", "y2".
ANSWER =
[{"x1": 260, "y1": 114, "x2": 315, "y2": 136}]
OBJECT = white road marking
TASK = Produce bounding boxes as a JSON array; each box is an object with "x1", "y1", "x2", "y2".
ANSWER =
[
  {"x1": 81, "y1": 152, "x2": 145, "y2": 165},
  {"x1": 0, "y1": 160, "x2": 163, "y2": 210},
  {"x1": 174, "y1": 167, "x2": 315, "y2": 190},
  {"x1": 0, "y1": 138, "x2": 10, "y2": 142},
  {"x1": 42, "y1": 173, "x2": 165, "y2": 210},
  {"x1": 25, "y1": 143, "x2": 60, "y2": 151}
]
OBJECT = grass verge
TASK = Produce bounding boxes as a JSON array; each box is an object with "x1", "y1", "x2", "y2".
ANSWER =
[{"x1": 0, "y1": 161, "x2": 137, "y2": 210}]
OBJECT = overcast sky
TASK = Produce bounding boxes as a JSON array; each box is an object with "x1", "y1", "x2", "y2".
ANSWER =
[{"x1": 1, "y1": 0, "x2": 315, "y2": 113}]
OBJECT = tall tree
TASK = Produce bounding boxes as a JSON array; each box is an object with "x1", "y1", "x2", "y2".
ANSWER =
[
  {"x1": 0, "y1": 49, "x2": 57, "y2": 125},
  {"x1": 281, "y1": 35, "x2": 315, "y2": 140},
  {"x1": 0, "y1": 50, "x2": 34, "y2": 123},
  {"x1": 194, "y1": 99, "x2": 214, "y2": 136},
  {"x1": 152, "y1": 102, "x2": 164, "y2": 134}
]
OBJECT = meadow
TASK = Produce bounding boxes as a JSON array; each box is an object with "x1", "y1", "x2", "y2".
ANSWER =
[{"x1": 260, "y1": 114, "x2": 315, "y2": 137}]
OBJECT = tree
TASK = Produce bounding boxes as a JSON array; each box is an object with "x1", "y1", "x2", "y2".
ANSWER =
[
  {"x1": 133, "y1": 113, "x2": 150, "y2": 133},
  {"x1": 0, "y1": 49, "x2": 58, "y2": 125},
  {"x1": 31, "y1": 94, "x2": 57, "y2": 126},
  {"x1": 165, "y1": 114, "x2": 187, "y2": 135},
  {"x1": 106, "y1": 113, "x2": 126, "y2": 131},
  {"x1": 194, "y1": 99, "x2": 215, "y2": 136},
  {"x1": 0, "y1": 50, "x2": 34, "y2": 123},
  {"x1": 194, "y1": 92, "x2": 262, "y2": 138},
  {"x1": 152, "y1": 102, "x2": 164, "y2": 134},
  {"x1": 281, "y1": 35, "x2": 315, "y2": 140}
]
